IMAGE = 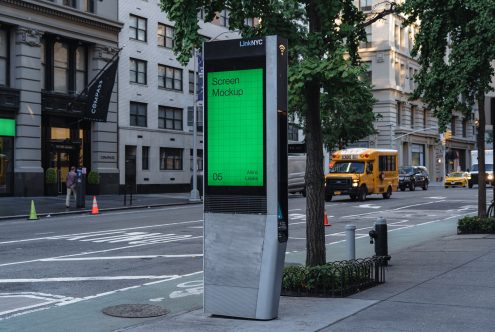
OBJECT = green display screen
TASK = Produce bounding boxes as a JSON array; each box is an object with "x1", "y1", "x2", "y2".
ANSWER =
[
  {"x1": 0, "y1": 119, "x2": 15, "y2": 137},
  {"x1": 207, "y1": 68, "x2": 264, "y2": 186}
]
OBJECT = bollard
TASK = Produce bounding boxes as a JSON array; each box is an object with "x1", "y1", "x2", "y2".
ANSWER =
[
  {"x1": 345, "y1": 224, "x2": 356, "y2": 260},
  {"x1": 369, "y1": 217, "x2": 391, "y2": 265}
]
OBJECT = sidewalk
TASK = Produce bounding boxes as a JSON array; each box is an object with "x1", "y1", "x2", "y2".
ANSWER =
[
  {"x1": 120, "y1": 234, "x2": 495, "y2": 332},
  {"x1": 0, "y1": 192, "x2": 199, "y2": 220}
]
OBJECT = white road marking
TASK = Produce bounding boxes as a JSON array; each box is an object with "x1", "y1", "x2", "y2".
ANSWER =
[
  {"x1": 0, "y1": 292, "x2": 76, "y2": 316},
  {"x1": 40, "y1": 254, "x2": 203, "y2": 262},
  {"x1": 169, "y1": 280, "x2": 203, "y2": 299},
  {"x1": 358, "y1": 204, "x2": 381, "y2": 209},
  {"x1": 427, "y1": 196, "x2": 446, "y2": 199},
  {"x1": 0, "y1": 275, "x2": 185, "y2": 283},
  {"x1": 341, "y1": 200, "x2": 446, "y2": 219},
  {"x1": 289, "y1": 208, "x2": 302, "y2": 212},
  {"x1": 0, "y1": 236, "x2": 202, "y2": 268},
  {"x1": 0, "y1": 219, "x2": 203, "y2": 245}
]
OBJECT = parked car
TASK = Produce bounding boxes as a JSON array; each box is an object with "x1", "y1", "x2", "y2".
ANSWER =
[
  {"x1": 444, "y1": 172, "x2": 470, "y2": 188},
  {"x1": 288, "y1": 154, "x2": 306, "y2": 196},
  {"x1": 398, "y1": 166, "x2": 429, "y2": 191}
]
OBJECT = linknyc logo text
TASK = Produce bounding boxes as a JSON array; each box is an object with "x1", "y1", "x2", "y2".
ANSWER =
[{"x1": 239, "y1": 39, "x2": 263, "y2": 47}]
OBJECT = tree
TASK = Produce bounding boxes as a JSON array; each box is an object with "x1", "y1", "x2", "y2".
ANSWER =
[
  {"x1": 160, "y1": 0, "x2": 388, "y2": 266},
  {"x1": 320, "y1": 69, "x2": 379, "y2": 150},
  {"x1": 401, "y1": 0, "x2": 495, "y2": 217}
]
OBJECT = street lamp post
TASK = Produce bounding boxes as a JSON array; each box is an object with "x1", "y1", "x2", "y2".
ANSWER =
[{"x1": 190, "y1": 48, "x2": 200, "y2": 201}]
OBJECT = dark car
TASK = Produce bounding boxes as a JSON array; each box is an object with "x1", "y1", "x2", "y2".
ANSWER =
[{"x1": 399, "y1": 166, "x2": 429, "y2": 191}]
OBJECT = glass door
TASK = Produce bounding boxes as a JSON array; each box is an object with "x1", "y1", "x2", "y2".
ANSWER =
[{"x1": 50, "y1": 151, "x2": 71, "y2": 194}]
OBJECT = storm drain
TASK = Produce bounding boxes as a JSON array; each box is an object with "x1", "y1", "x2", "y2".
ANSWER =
[{"x1": 102, "y1": 304, "x2": 168, "y2": 318}]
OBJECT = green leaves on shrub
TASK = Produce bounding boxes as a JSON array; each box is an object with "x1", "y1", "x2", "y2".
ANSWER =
[
  {"x1": 282, "y1": 259, "x2": 381, "y2": 296},
  {"x1": 87, "y1": 170, "x2": 100, "y2": 185},
  {"x1": 458, "y1": 216, "x2": 495, "y2": 234},
  {"x1": 45, "y1": 168, "x2": 57, "y2": 184}
]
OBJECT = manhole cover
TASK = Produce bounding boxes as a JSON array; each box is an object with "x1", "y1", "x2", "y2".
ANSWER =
[{"x1": 102, "y1": 304, "x2": 168, "y2": 318}]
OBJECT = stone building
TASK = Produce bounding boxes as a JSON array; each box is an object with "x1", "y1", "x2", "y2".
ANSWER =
[{"x1": 0, "y1": 0, "x2": 122, "y2": 196}]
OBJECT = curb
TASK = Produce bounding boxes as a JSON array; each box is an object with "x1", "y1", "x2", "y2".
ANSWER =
[{"x1": 0, "y1": 200, "x2": 202, "y2": 221}]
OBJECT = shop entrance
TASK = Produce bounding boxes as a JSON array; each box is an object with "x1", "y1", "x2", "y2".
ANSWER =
[
  {"x1": 42, "y1": 120, "x2": 90, "y2": 195},
  {"x1": 49, "y1": 146, "x2": 78, "y2": 194}
]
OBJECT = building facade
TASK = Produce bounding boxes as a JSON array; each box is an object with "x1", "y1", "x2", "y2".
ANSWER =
[
  {"x1": 0, "y1": 0, "x2": 122, "y2": 196},
  {"x1": 354, "y1": 0, "x2": 476, "y2": 181},
  {"x1": 117, "y1": 2, "x2": 234, "y2": 193}
]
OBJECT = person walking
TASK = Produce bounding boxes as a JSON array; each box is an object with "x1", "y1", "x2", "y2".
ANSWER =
[{"x1": 65, "y1": 166, "x2": 77, "y2": 208}]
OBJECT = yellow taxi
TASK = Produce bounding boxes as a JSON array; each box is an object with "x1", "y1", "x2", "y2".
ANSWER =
[{"x1": 444, "y1": 172, "x2": 470, "y2": 188}]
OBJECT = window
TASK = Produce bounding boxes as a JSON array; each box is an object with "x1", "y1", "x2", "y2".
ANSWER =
[
  {"x1": 244, "y1": 18, "x2": 254, "y2": 27},
  {"x1": 130, "y1": 15, "x2": 147, "y2": 42},
  {"x1": 41, "y1": 36, "x2": 88, "y2": 95},
  {"x1": 396, "y1": 101, "x2": 402, "y2": 125},
  {"x1": 158, "y1": 65, "x2": 182, "y2": 91},
  {"x1": 409, "y1": 67, "x2": 414, "y2": 90},
  {"x1": 188, "y1": 71, "x2": 199, "y2": 94},
  {"x1": 359, "y1": 0, "x2": 372, "y2": 11},
  {"x1": 400, "y1": 64, "x2": 405, "y2": 87},
  {"x1": 0, "y1": 28, "x2": 9, "y2": 87},
  {"x1": 411, "y1": 144, "x2": 425, "y2": 166},
  {"x1": 360, "y1": 26, "x2": 372, "y2": 48},
  {"x1": 190, "y1": 149, "x2": 203, "y2": 171},
  {"x1": 130, "y1": 58, "x2": 147, "y2": 84},
  {"x1": 53, "y1": 41, "x2": 69, "y2": 93},
  {"x1": 63, "y1": 0, "x2": 76, "y2": 8},
  {"x1": 75, "y1": 46, "x2": 87, "y2": 94},
  {"x1": 157, "y1": 24, "x2": 174, "y2": 48},
  {"x1": 142, "y1": 146, "x2": 149, "y2": 170},
  {"x1": 394, "y1": 24, "x2": 400, "y2": 48},
  {"x1": 81, "y1": 0, "x2": 95, "y2": 12},
  {"x1": 462, "y1": 118, "x2": 467, "y2": 137},
  {"x1": 379, "y1": 155, "x2": 397, "y2": 171},
  {"x1": 359, "y1": 61, "x2": 372, "y2": 83},
  {"x1": 159, "y1": 106, "x2": 183, "y2": 130},
  {"x1": 410, "y1": 105, "x2": 416, "y2": 129},
  {"x1": 219, "y1": 9, "x2": 229, "y2": 27},
  {"x1": 160, "y1": 148, "x2": 183, "y2": 170},
  {"x1": 288, "y1": 123, "x2": 299, "y2": 141},
  {"x1": 395, "y1": 61, "x2": 400, "y2": 86},
  {"x1": 451, "y1": 116, "x2": 457, "y2": 136},
  {"x1": 130, "y1": 102, "x2": 147, "y2": 127},
  {"x1": 423, "y1": 109, "x2": 427, "y2": 128}
]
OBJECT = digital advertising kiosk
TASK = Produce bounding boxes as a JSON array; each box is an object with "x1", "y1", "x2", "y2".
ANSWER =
[{"x1": 203, "y1": 35, "x2": 288, "y2": 320}]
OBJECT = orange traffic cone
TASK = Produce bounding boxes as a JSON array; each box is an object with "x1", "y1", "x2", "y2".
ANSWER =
[
  {"x1": 324, "y1": 210, "x2": 331, "y2": 227},
  {"x1": 91, "y1": 196, "x2": 99, "y2": 215}
]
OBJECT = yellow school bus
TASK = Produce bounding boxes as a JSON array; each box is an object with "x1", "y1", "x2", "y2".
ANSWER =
[{"x1": 325, "y1": 148, "x2": 399, "y2": 201}]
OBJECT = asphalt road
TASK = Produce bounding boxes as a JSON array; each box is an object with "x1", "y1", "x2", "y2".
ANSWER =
[{"x1": 0, "y1": 186, "x2": 487, "y2": 331}]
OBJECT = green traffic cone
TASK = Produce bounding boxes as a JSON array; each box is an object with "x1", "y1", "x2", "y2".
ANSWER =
[{"x1": 28, "y1": 200, "x2": 38, "y2": 220}]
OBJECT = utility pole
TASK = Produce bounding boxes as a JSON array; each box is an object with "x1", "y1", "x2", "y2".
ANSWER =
[{"x1": 190, "y1": 48, "x2": 200, "y2": 201}]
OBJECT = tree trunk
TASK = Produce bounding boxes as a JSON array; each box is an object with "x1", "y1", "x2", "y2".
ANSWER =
[
  {"x1": 304, "y1": 81, "x2": 326, "y2": 266},
  {"x1": 477, "y1": 95, "x2": 487, "y2": 217},
  {"x1": 304, "y1": 0, "x2": 326, "y2": 267}
]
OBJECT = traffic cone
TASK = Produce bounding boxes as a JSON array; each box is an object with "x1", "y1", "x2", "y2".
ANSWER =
[
  {"x1": 324, "y1": 210, "x2": 331, "y2": 227},
  {"x1": 28, "y1": 200, "x2": 38, "y2": 221},
  {"x1": 91, "y1": 196, "x2": 99, "y2": 215}
]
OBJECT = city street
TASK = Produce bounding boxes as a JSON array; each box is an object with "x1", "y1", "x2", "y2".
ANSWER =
[{"x1": 0, "y1": 186, "x2": 486, "y2": 331}]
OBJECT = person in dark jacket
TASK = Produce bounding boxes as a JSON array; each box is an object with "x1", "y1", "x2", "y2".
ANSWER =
[{"x1": 65, "y1": 166, "x2": 77, "y2": 208}]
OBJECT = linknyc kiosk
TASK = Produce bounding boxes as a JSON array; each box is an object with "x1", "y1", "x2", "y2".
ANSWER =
[{"x1": 203, "y1": 36, "x2": 288, "y2": 320}]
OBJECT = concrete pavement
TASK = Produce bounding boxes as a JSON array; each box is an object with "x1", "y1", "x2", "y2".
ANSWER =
[{"x1": 120, "y1": 234, "x2": 495, "y2": 332}]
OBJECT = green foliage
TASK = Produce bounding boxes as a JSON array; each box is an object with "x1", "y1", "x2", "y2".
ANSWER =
[
  {"x1": 458, "y1": 216, "x2": 495, "y2": 234},
  {"x1": 87, "y1": 170, "x2": 100, "y2": 185},
  {"x1": 282, "y1": 260, "x2": 379, "y2": 296},
  {"x1": 401, "y1": 0, "x2": 495, "y2": 132},
  {"x1": 45, "y1": 168, "x2": 57, "y2": 184},
  {"x1": 159, "y1": 0, "x2": 384, "y2": 266}
]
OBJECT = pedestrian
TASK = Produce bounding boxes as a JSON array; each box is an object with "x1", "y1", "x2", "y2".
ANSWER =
[{"x1": 66, "y1": 166, "x2": 77, "y2": 208}]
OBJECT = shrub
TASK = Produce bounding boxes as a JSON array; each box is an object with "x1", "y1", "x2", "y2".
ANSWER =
[
  {"x1": 458, "y1": 216, "x2": 495, "y2": 234},
  {"x1": 45, "y1": 168, "x2": 57, "y2": 184},
  {"x1": 87, "y1": 170, "x2": 100, "y2": 185},
  {"x1": 282, "y1": 258, "x2": 384, "y2": 297}
]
